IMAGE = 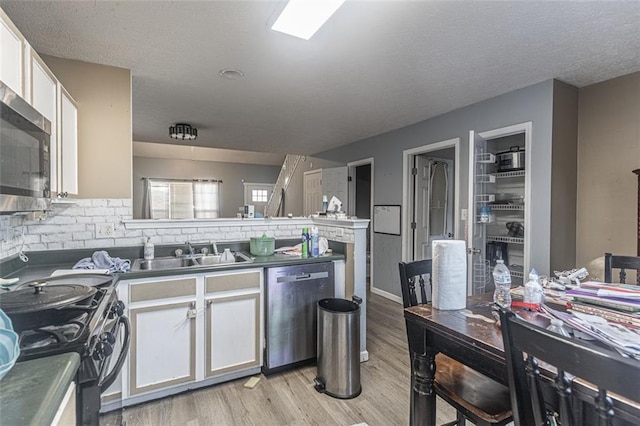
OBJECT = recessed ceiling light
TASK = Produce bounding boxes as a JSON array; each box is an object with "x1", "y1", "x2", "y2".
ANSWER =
[
  {"x1": 271, "y1": 0, "x2": 346, "y2": 40},
  {"x1": 219, "y1": 68, "x2": 245, "y2": 80}
]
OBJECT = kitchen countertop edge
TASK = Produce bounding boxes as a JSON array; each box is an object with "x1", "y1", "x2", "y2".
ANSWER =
[
  {"x1": 3, "y1": 252, "x2": 345, "y2": 285},
  {"x1": 0, "y1": 352, "x2": 80, "y2": 426}
]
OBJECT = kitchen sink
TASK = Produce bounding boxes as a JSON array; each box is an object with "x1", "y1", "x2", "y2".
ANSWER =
[
  {"x1": 131, "y1": 252, "x2": 253, "y2": 271},
  {"x1": 192, "y1": 252, "x2": 253, "y2": 266}
]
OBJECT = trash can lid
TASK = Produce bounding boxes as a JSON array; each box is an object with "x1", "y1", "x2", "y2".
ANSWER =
[{"x1": 318, "y1": 298, "x2": 359, "y2": 313}]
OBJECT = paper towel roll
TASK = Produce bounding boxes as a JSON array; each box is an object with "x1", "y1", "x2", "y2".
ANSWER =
[{"x1": 432, "y1": 240, "x2": 467, "y2": 310}]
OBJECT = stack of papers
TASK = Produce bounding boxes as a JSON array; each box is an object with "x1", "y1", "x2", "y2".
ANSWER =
[
  {"x1": 567, "y1": 281, "x2": 640, "y2": 312},
  {"x1": 544, "y1": 304, "x2": 640, "y2": 359}
]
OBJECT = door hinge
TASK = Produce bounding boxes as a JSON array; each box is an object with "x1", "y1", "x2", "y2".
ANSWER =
[
  {"x1": 411, "y1": 167, "x2": 418, "y2": 176},
  {"x1": 411, "y1": 222, "x2": 417, "y2": 230},
  {"x1": 348, "y1": 176, "x2": 352, "y2": 182}
]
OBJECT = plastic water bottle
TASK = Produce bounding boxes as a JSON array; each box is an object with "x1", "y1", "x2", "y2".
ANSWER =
[
  {"x1": 492, "y1": 259, "x2": 512, "y2": 309},
  {"x1": 523, "y1": 268, "x2": 544, "y2": 305},
  {"x1": 310, "y1": 226, "x2": 319, "y2": 257},
  {"x1": 143, "y1": 237, "x2": 154, "y2": 260},
  {"x1": 546, "y1": 318, "x2": 571, "y2": 337}
]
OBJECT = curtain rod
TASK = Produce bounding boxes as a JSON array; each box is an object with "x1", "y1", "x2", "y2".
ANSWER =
[{"x1": 141, "y1": 177, "x2": 223, "y2": 183}]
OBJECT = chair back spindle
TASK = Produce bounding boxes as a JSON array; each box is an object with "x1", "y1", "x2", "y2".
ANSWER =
[
  {"x1": 399, "y1": 259, "x2": 433, "y2": 308},
  {"x1": 604, "y1": 252, "x2": 640, "y2": 285},
  {"x1": 499, "y1": 308, "x2": 640, "y2": 426}
]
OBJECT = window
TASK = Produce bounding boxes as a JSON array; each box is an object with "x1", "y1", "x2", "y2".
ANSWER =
[
  {"x1": 251, "y1": 189, "x2": 269, "y2": 203},
  {"x1": 147, "y1": 179, "x2": 220, "y2": 219}
]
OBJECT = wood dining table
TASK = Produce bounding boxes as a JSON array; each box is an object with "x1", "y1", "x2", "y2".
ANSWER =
[{"x1": 403, "y1": 293, "x2": 640, "y2": 426}]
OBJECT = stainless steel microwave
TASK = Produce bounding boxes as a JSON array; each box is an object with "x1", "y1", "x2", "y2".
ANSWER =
[{"x1": 0, "y1": 80, "x2": 51, "y2": 214}]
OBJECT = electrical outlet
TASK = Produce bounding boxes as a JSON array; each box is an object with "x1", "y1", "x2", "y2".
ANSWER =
[{"x1": 96, "y1": 223, "x2": 115, "y2": 238}]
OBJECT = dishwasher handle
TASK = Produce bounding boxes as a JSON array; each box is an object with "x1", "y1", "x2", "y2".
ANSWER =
[{"x1": 277, "y1": 271, "x2": 329, "y2": 283}]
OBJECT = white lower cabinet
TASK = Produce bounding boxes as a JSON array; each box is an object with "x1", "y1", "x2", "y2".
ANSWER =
[
  {"x1": 130, "y1": 300, "x2": 197, "y2": 394},
  {"x1": 102, "y1": 269, "x2": 263, "y2": 410},
  {"x1": 205, "y1": 270, "x2": 262, "y2": 377}
]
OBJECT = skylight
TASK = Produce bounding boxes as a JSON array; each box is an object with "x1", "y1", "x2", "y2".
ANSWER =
[{"x1": 271, "y1": 0, "x2": 346, "y2": 40}]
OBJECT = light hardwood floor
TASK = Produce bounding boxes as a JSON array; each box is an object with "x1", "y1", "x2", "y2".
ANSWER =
[{"x1": 101, "y1": 290, "x2": 457, "y2": 426}]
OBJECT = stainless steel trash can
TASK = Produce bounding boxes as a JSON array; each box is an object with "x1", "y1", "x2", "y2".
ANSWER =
[{"x1": 314, "y1": 296, "x2": 362, "y2": 399}]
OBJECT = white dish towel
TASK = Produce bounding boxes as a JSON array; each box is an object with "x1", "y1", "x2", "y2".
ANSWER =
[{"x1": 432, "y1": 240, "x2": 467, "y2": 310}]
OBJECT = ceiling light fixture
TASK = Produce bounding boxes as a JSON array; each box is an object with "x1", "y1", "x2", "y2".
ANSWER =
[
  {"x1": 169, "y1": 123, "x2": 198, "y2": 141},
  {"x1": 271, "y1": 0, "x2": 346, "y2": 40}
]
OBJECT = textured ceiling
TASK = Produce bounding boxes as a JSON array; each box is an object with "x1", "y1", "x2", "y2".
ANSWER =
[{"x1": 1, "y1": 1, "x2": 639, "y2": 156}]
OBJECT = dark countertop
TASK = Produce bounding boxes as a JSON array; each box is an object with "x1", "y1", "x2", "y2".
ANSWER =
[
  {"x1": 0, "y1": 352, "x2": 80, "y2": 425},
  {"x1": 1, "y1": 242, "x2": 345, "y2": 287}
]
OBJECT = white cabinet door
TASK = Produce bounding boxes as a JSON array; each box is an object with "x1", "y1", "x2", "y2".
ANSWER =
[
  {"x1": 130, "y1": 301, "x2": 196, "y2": 395},
  {"x1": 30, "y1": 53, "x2": 59, "y2": 193},
  {"x1": 59, "y1": 86, "x2": 78, "y2": 195},
  {"x1": 0, "y1": 9, "x2": 25, "y2": 97},
  {"x1": 204, "y1": 270, "x2": 262, "y2": 377},
  {"x1": 205, "y1": 292, "x2": 260, "y2": 377}
]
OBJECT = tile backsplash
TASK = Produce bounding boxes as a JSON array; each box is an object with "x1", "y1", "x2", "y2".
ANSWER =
[{"x1": 0, "y1": 199, "x2": 356, "y2": 260}]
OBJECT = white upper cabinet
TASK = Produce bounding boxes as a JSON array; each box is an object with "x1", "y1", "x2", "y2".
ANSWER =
[
  {"x1": 60, "y1": 86, "x2": 78, "y2": 196},
  {"x1": 30, "y1": 51, "x2": 59, "y2": 193},
  {"x1": 1, "y1": 7, "x2": 78, "y2": 198},
  {"x1": 0, "y1": 8, "x2": 25, "y2": 97}
]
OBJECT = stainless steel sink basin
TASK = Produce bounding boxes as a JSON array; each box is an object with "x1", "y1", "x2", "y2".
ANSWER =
[
  {"x1": 193, "y1": 252, "x2": 252, "y2": 266},
  {"x1": 133, "y1": 257, "x2": 194, "y2": 270},
  {"x1": 131, "y1": 252, "x2": 252, "y2": 271}
]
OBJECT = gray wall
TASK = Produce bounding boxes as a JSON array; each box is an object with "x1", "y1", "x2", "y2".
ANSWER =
[
  {"x1": 132, "y1": 157, "x2": 281, "y2": 219},
  {"x1": 315, "y1": 80, "x2": 556, "y2": 298},
  {"x1": 281, "y1": 156, "x2": 342, "y2": 216}
]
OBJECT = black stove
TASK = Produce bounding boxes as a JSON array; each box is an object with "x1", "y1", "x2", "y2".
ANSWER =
[{"x1": 1, "y1": 273, "x2": 130, "y2": 426}]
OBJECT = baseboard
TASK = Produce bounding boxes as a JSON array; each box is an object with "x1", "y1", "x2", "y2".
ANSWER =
[{"x1": 370, "y1": 286, "x2": 402, "y2": 304}]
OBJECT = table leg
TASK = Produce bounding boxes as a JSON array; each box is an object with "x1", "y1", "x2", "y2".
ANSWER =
[{"x1": 407, "y1": 321, "x2": 437, "y2": 426}]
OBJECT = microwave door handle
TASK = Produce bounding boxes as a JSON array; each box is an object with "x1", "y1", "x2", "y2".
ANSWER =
[{"x1": 99, "y1": 315, "x2": 131, "y2": 393}]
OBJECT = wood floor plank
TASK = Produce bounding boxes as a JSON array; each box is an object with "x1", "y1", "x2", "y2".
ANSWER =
[{"x1": 101, "y1": 290, "x2": 461, "y2": 425}]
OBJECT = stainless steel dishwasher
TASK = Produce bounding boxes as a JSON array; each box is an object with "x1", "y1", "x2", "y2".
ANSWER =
[{"x1": 262, "y1": 262, "x2": 335, "y2": 375}]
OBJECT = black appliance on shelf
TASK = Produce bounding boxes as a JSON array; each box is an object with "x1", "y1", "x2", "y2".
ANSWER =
[
  {"x1": 486, "y1": 241, "x2": 508, "y2": 267},
  {"x1": 0, "y1": 273, "x2": 130, "y2": 426}
]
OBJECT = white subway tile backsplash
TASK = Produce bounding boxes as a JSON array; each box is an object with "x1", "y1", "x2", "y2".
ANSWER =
[
  {"x1": 73, "y1": 232, "x2": 94, "y2": 241},
  {"x1": 1, "y1": 198, "x2": 361, "y2": 261}
]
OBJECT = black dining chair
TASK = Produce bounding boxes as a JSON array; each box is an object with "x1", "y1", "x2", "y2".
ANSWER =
[
  {"x1": 499, "y1": 307, "x2": 640, "y2": 426},
  {"x1": 399, "y1": 260, "x2": 513, "y2": 426},
  {"x1": 604, "y1": 252, "x2": 640, "y2": 285}
]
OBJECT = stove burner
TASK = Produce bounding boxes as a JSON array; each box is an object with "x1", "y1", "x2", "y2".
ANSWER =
[{"x1": 22, "y1": 335, "x2": 57, "y2": 349}]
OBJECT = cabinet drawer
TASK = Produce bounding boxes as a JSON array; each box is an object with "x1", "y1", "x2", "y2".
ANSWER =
[
  {"x1": 130, "y1": 277, "x2": 197, "y2": 303},
  {"x1": 206, "y1": 271, "x2": 260, "y2": 293}
]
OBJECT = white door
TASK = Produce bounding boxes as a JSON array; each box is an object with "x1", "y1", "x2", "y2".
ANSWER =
[
  {"x1": 467, "y1": 131, "x2": 491, "y2": 295},
  {"x1": 60, "y1": 87, "x2": 78, "y2": 195},
  {"x1": 30, "y1": 54, "x2": 58, "y2": 194},
  {"x1": 414, "y1": 156, "x2": 454, "y2": 260},
  {"x1": 205, "y1": 292, "x2": 260, "y2": 377},
  {"x1": 243, "y1": 183, "x2": 274, "y2": 217},
  {"x1": 0, "y1": 12, "x2": 24, "y2": 96},
  {"x1": 303, "y1": 169, "x2": 322, "y2": 216},
  {"x1": 129, "y1": 302, "x2": 196, "y2": 395},
  {"x1": 322, "y1": 166, "x2": 348, "y2": 211}
]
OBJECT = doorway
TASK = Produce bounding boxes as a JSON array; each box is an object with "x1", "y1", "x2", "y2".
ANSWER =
[
  {"x1": 402, "y1": 139, "x2": 460, "y2": 263},
  {"x1": 348, "y1": 158, "x2": 373, "y2": 283}
]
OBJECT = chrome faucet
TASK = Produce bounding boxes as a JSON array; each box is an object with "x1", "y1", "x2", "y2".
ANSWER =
[
  {"x1": 185, "y1": 241, "x2": 195, "y2": 256},
  {"x1": 212, "y1": 242, "x2": 219, "y2": 256}
]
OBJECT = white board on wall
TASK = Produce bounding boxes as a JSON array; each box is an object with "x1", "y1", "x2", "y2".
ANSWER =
[{"x1": 373, "y1": 205, "x2": 401, "y2": 235}]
